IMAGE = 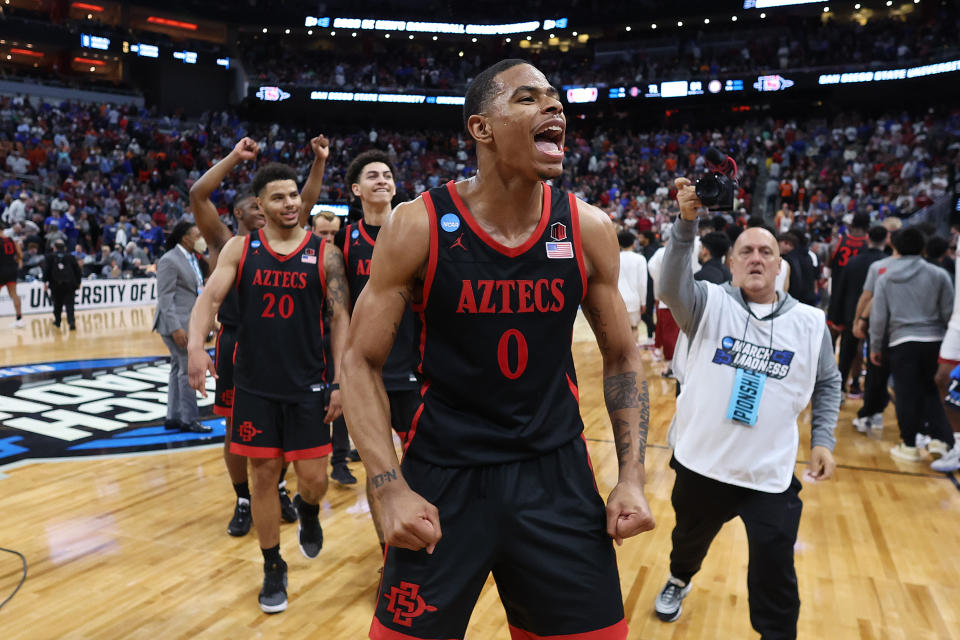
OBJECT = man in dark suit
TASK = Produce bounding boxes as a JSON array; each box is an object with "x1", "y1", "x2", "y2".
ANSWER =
[
  {"x1": 43, "y1": 239, "x2": 82, "y2": 330},
  {"x1": 694, "y1": 232, "x2": 731, "y2": 284},
  {"x1": 153, "y1": 221, "x2": 211, "y2": 433}
]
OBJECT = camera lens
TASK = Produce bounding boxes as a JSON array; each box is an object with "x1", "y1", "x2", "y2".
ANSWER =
[{"x1": 695, "y1": 175, "x2": 720, "y2": 205}]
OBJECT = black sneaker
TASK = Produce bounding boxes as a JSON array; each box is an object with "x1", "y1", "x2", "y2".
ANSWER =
[
  {"x1": 347, "y1": 448, "x2": 361, "y2": 462},
  {"x1": 331, "y1": 463, "x2": 358, "y2": 486},
  {"x1": 278, "y1": 482, "x2": 297, "y2": 523},
  {"x1": 293, "y1": 494, "x2": 324, "y2": 559},
  {"x1": 259, "y1": 559, "x2": 288, "y2": 614},
  {"x1": 227, "y1": 499, "x2": 252, "y2": 537},
  {"x1": 655, "y1": 576, "x2": 692, "y2": 622}
]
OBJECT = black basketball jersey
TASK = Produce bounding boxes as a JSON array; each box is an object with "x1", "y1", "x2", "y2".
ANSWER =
[
  {"x1": 218, "y1": 284, "x2": 241, "y2": 326},
  {"x1": 0, "y1": 236, "x2": 17, "y2": 269},
  {"x1": 343, "y1": 219, "x2": 419, "y2": 391},
  {"x1": 234, "y1": 229, "x2": 329, "y2": 401},
  {"x1": 407, "y1": 180, "x2": 587, "y2": 466},
  {"x1": 829, "y1": 232, "x2": 867, "y2": 274}
]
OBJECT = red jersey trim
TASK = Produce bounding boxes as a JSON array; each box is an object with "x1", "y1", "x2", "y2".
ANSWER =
[
  {"x1": 229, "y1": 442, "x2": 283, "y2": 458},
  {"x1": 566, "y1": 372, "x2": 580, "y2": 404},
  {"x1": 285, "y1": 443, "x2": 332, "y2": 461},
  {"x1": 508, "y1": 619, "x2": 628, "y2": 639},
  {"x1": 318, "y1": 238, "x2": 327, "y2": 301},
  {"x1": 568, "y1": 193, "x2": 588, "y2": 300},
  {"x1": 402, "y1": 380, "x2": 430, "y2": 456},
  {"x1": 370, "y1": 616, "x2": 455, "y2": 640},
  {"x1": 261, "y1": 228, "x2": 312, "y2": 263},
  {"x1": 445, "y1": 180, "x2": 552, "y2": 258},
  {"x1": 235, "y1": 234, "x2": 250, "y2": 290},
  {"x1": 214, "y1": 324, "x2": 225, "y2": 368},
  {"x1": 412, "y1": 192, "x2": 439, "y2": 312},
  {"x1": 343, "y1": 223, "x2": 352, "y2": 265},
  {"x1": 358, "y1": 218, "x2": 377, "y2": 246}
]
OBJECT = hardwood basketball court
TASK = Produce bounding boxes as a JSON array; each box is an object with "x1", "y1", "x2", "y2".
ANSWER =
[{"x1": 1, "y1": 305, "x2": 958, "y2": 639}]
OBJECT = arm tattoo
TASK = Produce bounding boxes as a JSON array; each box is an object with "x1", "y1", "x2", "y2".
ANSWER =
[
  {"x1": 372, "y1": 468, "x2": 398, "y2": 488},
  {"x1": 324, "y1": 247, "x2": 349, "y2": 310},
  {"x1": 584, "y1": 305, "x2": 611, "y2": 354},
  {"x1": 607, "y1": 376, "x2": 650, "y2": 467},
  {"x1": 604, "y1": 372, "x2": 640, "y2": 413}
]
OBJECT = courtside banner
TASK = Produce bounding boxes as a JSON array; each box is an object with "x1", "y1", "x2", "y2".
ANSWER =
[{"x1": 0, "y1": 278, "x2": 158, "y2": 316}]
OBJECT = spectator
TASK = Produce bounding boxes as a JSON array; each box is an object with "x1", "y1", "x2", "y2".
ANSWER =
[{"x1": 42, "y1": 238, "x2": 81, "y2": 330}]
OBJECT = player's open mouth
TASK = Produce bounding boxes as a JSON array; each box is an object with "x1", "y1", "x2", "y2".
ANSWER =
[{"x1": 533, "y1": 121, "x2": 564, "y2": 158}]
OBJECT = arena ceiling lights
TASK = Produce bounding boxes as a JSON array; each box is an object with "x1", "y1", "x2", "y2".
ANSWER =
[
  {"x1": 303, "y1": 16, "x2": 568, "y2": 35},
  {"x1": 743, "y1": 0, "x2": 826, "y2": 7}
]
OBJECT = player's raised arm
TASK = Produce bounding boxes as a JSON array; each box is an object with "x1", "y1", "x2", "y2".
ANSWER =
[
  {"x1": 187, "y1": 235, "x2": 244, "y2": 394},
  {"x1": 299, "y1": 135, "x2": 330, "y2": 228},
  {"x1": 190, "y1": 137, "x2": 259, "y2": 258},
  {"x1": 322, "y1": 242, "x2": 349, "y2": 422},
  {"x1": 578, "y1": 198, "x2": 656, "y2": 545},
  {"x1": 341, "y1": 197, "x2": 442, "y2": 553}
]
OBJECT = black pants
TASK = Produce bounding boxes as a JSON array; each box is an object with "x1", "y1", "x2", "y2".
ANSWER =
[
  {"x1": 330, "y1": 416, "x2": 349, "y2": 467},
  {"x1": 669, "y1": 457, "x2": 802, "y2": 640},
  {"x1": 888, "y1": 341, "x2": 956, "y2": 448},
  {"x1": 641, "y1": 274, "x2": 655, "y2": 337},
  {"x1": 836, "y1": 326, "x2": 861, "y2": 390},
  {"x1": 51, "y1": 285, "x2": 76, "y2": 327},
  {"x1": 858, "y1": 333, "x2": 890, "y2": 418}
]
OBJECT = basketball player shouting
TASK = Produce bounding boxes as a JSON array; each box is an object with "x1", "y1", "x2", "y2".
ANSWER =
[
  {"x1": 336, "y1": 150, "x2": 421, "y2": 551},
  {"x1": 190, "y1": 135, "x2": 329, "y2": 536},
  {"x1": 187, "y1": 162, "x2": 350, "y2": 614},
  {"x1": 342, "y1": 59, "x2": 655, "y2": 639}
]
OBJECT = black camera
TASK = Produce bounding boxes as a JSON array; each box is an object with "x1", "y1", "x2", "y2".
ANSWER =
[
  {"x1": 695, "y1": 147, "x2": 738, "y2": 211},
  {"x1": 695, "y1": 172, "x2": 737, "y2": 211}
]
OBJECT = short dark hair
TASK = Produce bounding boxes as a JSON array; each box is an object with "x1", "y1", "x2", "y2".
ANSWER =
[
  {"x1": 617, "y1": 229, "x2": 636, "y2": 249},
  {"x1": 251, "y1": 163, "x2": 297, "y2": 197},
  {"x1": 346, "y1": 150, "x2": 396, "y2": 190},
  {"x1": 925, "y1": 234, "x2": 949, "y2": 260},
  {"x1": 851, "y1": 212, "x2": 871, "y2": 230},
  {"x1": 710, "y1": 215, "x2": 728, "y2": 232},
  {"x1": 233, "y1": 189, "x2": 256, "y2": 212},
  {"x1": 701, "y1": 231, "x2": 731, "y2": 260},
  {"x1": 463, "y1": 58, "x2": 530, "y2": 133},
  {"x1": 892, "y1": 227, "x2": 925, "y2": 255},
  {"x1": 165, "y1": 220, "x2": 195, "y2": 251},
  {"x1": 778, "y1": 232, "x2": 800, "y2": 248},
  {"x1": 867, "y1": 225, "x2": 888, "y2": 245}
]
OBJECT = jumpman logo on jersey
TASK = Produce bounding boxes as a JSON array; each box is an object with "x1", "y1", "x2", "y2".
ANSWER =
[{"x1": 449, "y1": 233, "x2": 467, "y2": 251}]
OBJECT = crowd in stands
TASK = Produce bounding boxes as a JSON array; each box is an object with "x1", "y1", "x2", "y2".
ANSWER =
[{"x1": 0, "y1": 90, "x2": 957, "y2": 290}]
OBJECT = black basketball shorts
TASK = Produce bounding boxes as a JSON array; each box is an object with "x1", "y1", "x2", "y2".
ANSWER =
[
  {"x1": 0, "y1": 266, "x2": 17, "y2": 287},
  {"x1": 213, "y1": 324, "x2": 237, "y2": 418},
  {"x1": 230, "y1": 387, "x2": 332, "y2": 461},
  {"x1": 387, "y1": 389, "x2": 421, "y2": 437},
  {"x1": 370, "y1": 436, "x2": 627, "y2": 640}
]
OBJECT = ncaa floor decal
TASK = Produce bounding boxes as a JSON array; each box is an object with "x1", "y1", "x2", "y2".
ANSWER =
[{"x1": 0, "y1": 353, "x2": 224, "y2": 469}]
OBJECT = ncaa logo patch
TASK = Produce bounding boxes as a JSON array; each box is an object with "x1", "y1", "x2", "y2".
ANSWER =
[
  {"x1": 440, "y1": 213, "x2": 461, "y2": 233},
  {"x1": 351, "y1": 229, "x2": 360, "y2": 239},
  {"x1": 250, "y1": 240, "x2": 262, "y2": 248},
  {"x1": 722, "y1": 336, "x2": 735, "y2": 351}
]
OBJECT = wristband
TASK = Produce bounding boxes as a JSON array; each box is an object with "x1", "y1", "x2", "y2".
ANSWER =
[{"x1": 329, "y1": 382, "x2": 340, "y2": 391}]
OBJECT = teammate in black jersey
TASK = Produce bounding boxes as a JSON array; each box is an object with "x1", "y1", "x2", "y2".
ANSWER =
[
  {"x1": 188, "y1": 162, "x2": 350, "y2": 614},
  {"x1": 0, "y1": 235, "x2": 24, "y2": 327},
  {"x1": 190, "y1": 136, "x2": 329, "y2": 536},
  {"x1": 342, "y1": 60, "x2": 655, "y2": 640},
  {"x1": 335, "y1": 150, "x2": 422, "y2": 550}
]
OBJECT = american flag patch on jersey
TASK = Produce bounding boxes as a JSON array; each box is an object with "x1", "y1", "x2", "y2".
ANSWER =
[
  {"x1": 545, "y1": 241, "x2": 574, "y2": 259},
  {"x1": 301, "y1": 254, "x2": 317, "y2": 264}
]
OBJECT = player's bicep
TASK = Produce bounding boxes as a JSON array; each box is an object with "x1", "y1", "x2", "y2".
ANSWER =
[
  {"x1": 323, "y1": 244, "x2": 351, "y2": 315},
  {"x1": 191, "y1": 197, "x2": 233, "y2": 253}
]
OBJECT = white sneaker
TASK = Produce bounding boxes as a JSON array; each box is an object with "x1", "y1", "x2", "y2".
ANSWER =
[
  {"x1": 915, "y1": 434, "x2": 932, "y2": 449},
  {"x1": 13, "y1": 318, "x2": 25, "y2": 328},
  {"x1": 930, "y1": 444, "x2": 960, "y2": 472},
  {"x1": 870, "y1": 413, "x2": 884, "y2": 430},
  {"x1": 890, "y1": 443, "x2": 923, "y2": 462},
  {"x1": 927, "y1": 439, "x2": 949, "y2": 456},
  {"x1": 853, "y1": 416, "x2": 872, "y2": 433}
]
